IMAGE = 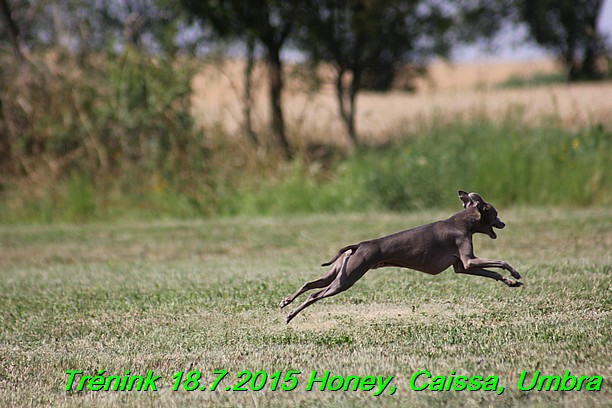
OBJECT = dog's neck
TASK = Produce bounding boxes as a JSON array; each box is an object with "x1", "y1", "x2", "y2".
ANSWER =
[{"x1": 451, "y1": 207, "x2": 482, "y2": 233}]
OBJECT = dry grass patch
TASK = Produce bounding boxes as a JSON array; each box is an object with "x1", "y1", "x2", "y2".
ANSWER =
[{"x1": 191, "y1": 58, "x2": 612, "y2": 145}]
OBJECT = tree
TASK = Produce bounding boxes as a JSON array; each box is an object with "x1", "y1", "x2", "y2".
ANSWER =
[
  {"x1": 0, "y1": 0, "x2": 56, "y2": 56},
  {"x1": 0, "y1": 0, "x2": 188, "y2": 58},
  {"x1": 517, "y1": 0, "x2": 607, "y2": 81},
  {"x1": 179, "y1": 0, "x2": 297, "y2": 159},
  {"x1": 295, "y1": 0, "x2": 457, "y2": 148},
  {"x1": 0, "y1": 0, "x2": 25, "y2": 61},
  {"x1": 0, "y1": 0, "x2": 195, "y2": 176}
]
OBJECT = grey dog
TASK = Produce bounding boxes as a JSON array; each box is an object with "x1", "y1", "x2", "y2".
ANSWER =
[{"x1": 280, "y1": 190, "x2": 522, "y2": 323}]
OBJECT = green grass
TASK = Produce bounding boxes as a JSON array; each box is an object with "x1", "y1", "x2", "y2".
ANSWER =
[
  {"x1": 498, "y1": 71, "x2": 612, "y2": 89},
  {"x1": 1, "y1": 207, "x2": 610, "y2": 407},
  {"x1": 498, "y1": 72, "x2": 567, "y2": 89},
  {"x1": 226, "y1": 121, "x2": 611, "y2": 215}
]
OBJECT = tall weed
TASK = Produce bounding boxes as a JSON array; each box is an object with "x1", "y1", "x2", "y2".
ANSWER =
[{"x1": 230, "y1": 120, "x2": 610, "y2": 214}]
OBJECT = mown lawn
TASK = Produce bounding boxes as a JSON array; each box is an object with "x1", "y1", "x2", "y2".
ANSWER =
[{"x1": 0, "y1": 207, "x2": 610, "y2": 407}]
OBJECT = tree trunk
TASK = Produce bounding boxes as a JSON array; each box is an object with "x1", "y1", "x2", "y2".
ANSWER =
[
  {"x1": 563, "y1": 0, "x2": 603, "y2": 81},
  {"x1": 335, "y1": 69, "x2": 359, "y2": 149},
  {"x1": 563, "y1": 35, "x2": 580, "y2": 82},
  {"x1": 266, "y1": 47, "x2": 292, "y2": 160},
  {"x1": 243, "y1": 37, "x2": 258, "y2": 146},
  {"x1": 565, "y1": 52, "x2": 580, "y2": 82},
  {"x1": 580, "y1": 5, "x2": 604, "y2": 80},
  {"x1": 348, "y1": 67, "x2": 361, "y2": 145},
  {"x1": 581, "y1": 42, "x2": 599, "y2": 80}
]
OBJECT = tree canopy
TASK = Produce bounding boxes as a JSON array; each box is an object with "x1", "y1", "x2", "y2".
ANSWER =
[
  {"x1": 517, "y1": 0, "x2": 607, "y2": 80},
  {"x1": 1, "y1": 0, "x2": 610, "y2": 159}
]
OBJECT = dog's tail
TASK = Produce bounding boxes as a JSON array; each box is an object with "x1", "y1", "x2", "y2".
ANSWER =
[{"x1": 321, "y1": 244, "x2": 360, "y2": 266}]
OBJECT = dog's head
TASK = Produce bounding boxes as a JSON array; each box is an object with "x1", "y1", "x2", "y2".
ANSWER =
[{"x1": 458, "y1": 190, "x2": 505, "y2": 239}]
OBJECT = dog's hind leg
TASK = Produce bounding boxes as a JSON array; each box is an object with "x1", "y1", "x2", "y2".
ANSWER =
[
  {"x1": 279, "y1": 268, "x2": 339, "y2": 309},
  {"x1": 285, "y1": 287, "x2": 331, "y2": 323},
  {"x1": 285, "y1": 249, "x2": 372, "y2": 323},
  {"x1": 279, "y1": 250, "x2": 353, "y2": 309},
  {"x1": 285, "y1": 276, "x2": 359, "y2": 324}
]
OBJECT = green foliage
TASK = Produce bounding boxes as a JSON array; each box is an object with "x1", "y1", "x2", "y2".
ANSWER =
[
  {"x1": 1, "y1": 114, "x2": 609, "y2": 223},
  {"x1": 296, "y1": 0, "x2": 455, "y2": 89},
  {"x1": 498, "y1": 72, "x2": 567, "y2": 88},
  {"x1": 227, "y1": 120, "x2": 611, "y2": 215},
  {"x1": 179, "y1": 0, "x2": 297, "y2": 159},
  {"x1": 0, "y1": 49, "x2": 217, "y2": 222},
  {"x1": 65, "y1": 172, "x2": 97, "y2": 222},
  {"x1": 516, "y1": 0, "x2": 608, "y2": 81},
  {"x1": 1, "y1": 48, "x2": 610, "y2": 224}
]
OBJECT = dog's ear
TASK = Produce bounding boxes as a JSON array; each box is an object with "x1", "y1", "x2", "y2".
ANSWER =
[
  {"x1": 468, "y1": 192, "x2": 487, "y2": 211},
  {"x1": 458, "y1": 190, "x2": 476, "y2": 208},
  {"x1": 468, "y1": 192, "x2": 485, "y2": 204}
]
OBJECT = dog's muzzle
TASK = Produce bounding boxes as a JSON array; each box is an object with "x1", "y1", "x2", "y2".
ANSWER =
[{"x1": 493, "y1": 219, "x2": 505, "y2": 229}]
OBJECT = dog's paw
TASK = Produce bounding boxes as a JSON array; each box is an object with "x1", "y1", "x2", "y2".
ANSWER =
[
  {"x1": 504, "y1": 278, "x2": 523, "y2": 287},
  {"x1": 510, "y1": 269, "x2": 522, "y2": 280},
  {"x1": 279, "y1": 298, "x2": 290, "y2": 309}
]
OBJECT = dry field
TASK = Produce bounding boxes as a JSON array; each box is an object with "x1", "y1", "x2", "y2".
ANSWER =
[{"x1": 191, "y1": 58, "x2": 612, "y2": 146}]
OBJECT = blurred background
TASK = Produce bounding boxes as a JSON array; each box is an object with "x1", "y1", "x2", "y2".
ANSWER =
[{"x1": 1, "y1": 0, "x2": 610, "y2": 223}]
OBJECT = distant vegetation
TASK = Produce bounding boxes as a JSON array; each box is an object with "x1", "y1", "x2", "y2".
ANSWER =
[
  {"x1": 220, "y1": 119, "x2": 612, "y2": 215},
  {"x1": 1, "y1": 100, "x2": 609, "y2": 223},
  {"x1": 0, "y1": 50, "x2": 207, "y2": 222},
  {"x1": 498, "y1": 72, "x2": 567, "y2": 89},
  {"x1": 499, "y1": 61, "x2": 612, "y2": 89},
  {"x1": 1, "y1": 0, "x2": 611, "y2": 223}
]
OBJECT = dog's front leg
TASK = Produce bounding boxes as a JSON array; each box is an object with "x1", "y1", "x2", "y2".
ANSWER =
[
  {"x1": 453, "y1": 262, "x2": 522, "y2": 287},
  {"x1": 463, "y1": 257, "x2": 522, "y2": 280},
  {"x1": 457, "y1": 243, "x2": 522, "y2": 280}
]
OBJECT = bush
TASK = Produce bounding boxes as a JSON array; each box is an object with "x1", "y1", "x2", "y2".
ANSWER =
[
  {"x1": 0, "y1": 49, "x2": 220, "y2": 221},
  {"x1": 228, "y1": 119, "x2": 611, "y2": 214},
  {"x1": 1, "y1": 51, "x2": 609, "y2": 223}
]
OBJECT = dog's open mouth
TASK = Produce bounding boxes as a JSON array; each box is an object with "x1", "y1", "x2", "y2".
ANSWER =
[{"x1": 488, "y1": 219, "x2": 505, "y2": 239}]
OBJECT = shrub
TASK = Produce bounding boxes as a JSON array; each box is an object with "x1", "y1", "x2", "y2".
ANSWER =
[{"x1": 0, "y1": 49, "x2": 217, "y2": 221}]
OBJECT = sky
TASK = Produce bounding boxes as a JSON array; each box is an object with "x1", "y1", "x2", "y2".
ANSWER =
[{"x1": 455, "y1": 0, "x2": 612, "y2": 61}]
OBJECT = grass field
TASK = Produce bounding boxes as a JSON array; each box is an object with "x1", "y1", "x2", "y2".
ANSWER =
[{"x1": 1, "y1": 207, "x2": 610, "y2": 407}]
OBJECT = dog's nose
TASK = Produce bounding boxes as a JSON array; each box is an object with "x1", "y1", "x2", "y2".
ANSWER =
[{"x1": 496, "y1": 219, "x2": 506, "y2": 229}]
